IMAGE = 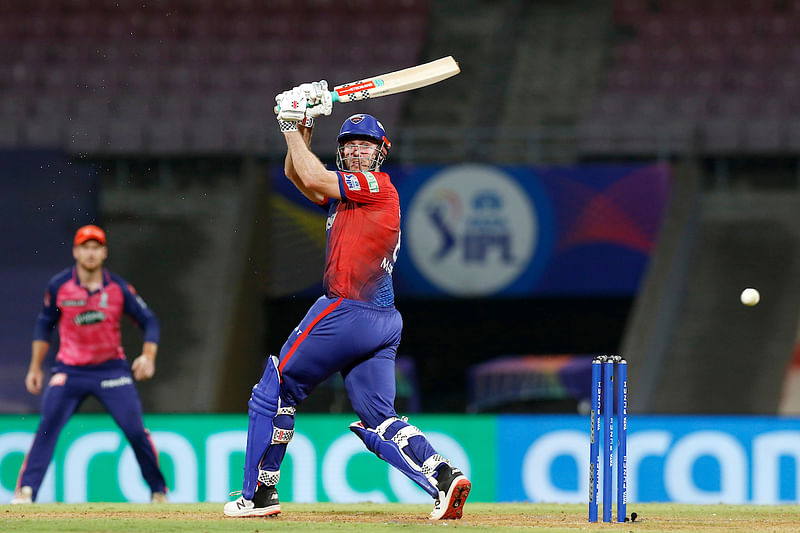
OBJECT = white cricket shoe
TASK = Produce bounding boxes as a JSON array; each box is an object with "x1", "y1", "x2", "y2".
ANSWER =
[
  {"x1": 151, "y1": 491, "x2": 168, "y2": 503},
  {"x1": 11, "y1": 486, "x2": 33, "y2": 504},
  {"x1": 223, "y1": 486, "x2": 280, "y2": 517},
  {"x1": 429, "y1": 465, "x2": 471, "y2": 520}
]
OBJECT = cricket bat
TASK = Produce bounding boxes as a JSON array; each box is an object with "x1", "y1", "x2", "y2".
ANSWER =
[{"x1": 274, "y1": 56, "x2": 460, "y2": 114}]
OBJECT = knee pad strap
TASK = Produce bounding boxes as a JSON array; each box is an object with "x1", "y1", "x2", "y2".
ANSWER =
[
  {"x1": 271, "y1": 402, "x2": 296, "y2": 444},
  {"x1": 391, "y1": 424, "x2": 422, "y2": 447},
  {"x1": 421, "y1": 454, "x2": 447, "y2": 477},
  {"x1": 349, "y1": 419, "x2": 439, "y2": 499}
]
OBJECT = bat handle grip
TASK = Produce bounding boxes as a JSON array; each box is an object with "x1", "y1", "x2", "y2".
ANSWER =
[{"x1": 274, "y1": 91, "x2": 338, "y2": 114}]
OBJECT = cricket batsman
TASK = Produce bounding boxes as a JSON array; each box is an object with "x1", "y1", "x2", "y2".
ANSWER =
[{"x1": 223, "y1": 82, "x2": 471, "y2": 520}]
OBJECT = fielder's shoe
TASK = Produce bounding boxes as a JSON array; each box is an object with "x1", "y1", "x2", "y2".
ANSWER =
[
  {"x1": 429, "y1": 463, "x2": 471, "y2": 520},
  {"x1": 151, "y1": 491, "x2": 168, "y2": 503},
  {"x1": 11, "y1": 486, "x2": 33, "y2": 504},
  {"x1": 223, "y1": 485, "x2": 280, "y2": 517}
]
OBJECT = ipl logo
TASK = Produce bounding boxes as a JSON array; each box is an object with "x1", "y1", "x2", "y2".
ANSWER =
[{"x1": 406, "y1": 164, "x2": 538, "y2": 296}]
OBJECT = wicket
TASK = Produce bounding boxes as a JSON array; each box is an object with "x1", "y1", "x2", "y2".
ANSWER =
[{"x1": 589, "y1": 355, "x2": 627, "y2": 523}]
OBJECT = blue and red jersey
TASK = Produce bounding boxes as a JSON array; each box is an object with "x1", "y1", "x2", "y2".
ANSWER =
[
  {"x1": 318, "y1": 170, "x2": 400, "y2": 306},
  {"x1": 33, "y1": 267, "x2": 159, "y2": 365}
]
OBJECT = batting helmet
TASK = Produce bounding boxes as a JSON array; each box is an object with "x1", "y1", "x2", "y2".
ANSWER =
[
  {"x1": 337, "y1": 114, "x2": 391, "y2": 150},
  {"x1": 336, "y1": 114, "x2": 391, "y2": 171}
]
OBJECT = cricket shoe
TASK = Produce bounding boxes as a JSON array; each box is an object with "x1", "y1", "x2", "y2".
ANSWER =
[
  {"x1": 429, "y1": 464, "x2": 471, "y2": 520},
  {"x1": 151, "y1": 491, "x2": 168, "y2": 503},
  {"x1": 11, "y1": 486, "x2": 33, "y2": 504},
  {"x1": 223, "y1": 485, "x2": 280, "y2": 517}
]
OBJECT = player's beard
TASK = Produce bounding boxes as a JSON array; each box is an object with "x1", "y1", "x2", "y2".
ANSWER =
[
  {"x1": 339, "y1": 142, "x2": 385, "y2": 172},
  {"x1": 346, "y1": 151, "x2": 378, "y2": 172},
  {"x1": 76, "y1": 252, "x2": 105, "y2": 273},
  {"x1": 348, "y1": 158, "x2": 365, "y2": 171}
]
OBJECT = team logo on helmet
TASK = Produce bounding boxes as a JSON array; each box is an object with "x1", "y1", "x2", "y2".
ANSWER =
[{"x1": 350, "y1": 115, "x2": 365, "y2": 124}]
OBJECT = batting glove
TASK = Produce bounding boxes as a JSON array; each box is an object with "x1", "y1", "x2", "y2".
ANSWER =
[
  {"x1": 274, "y1": 90, "x2": 297, "y2": 132},
  {"x1": 303, "y1": 80, "x2": 333, "y2": 119},
  {"x1": 276, "y1": 87, "x2": 307, "y2": 124}
]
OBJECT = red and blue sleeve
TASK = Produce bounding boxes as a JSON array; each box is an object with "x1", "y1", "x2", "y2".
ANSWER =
[{"x1": 337, "y1": 171, "x2": 393, "y2": 205}]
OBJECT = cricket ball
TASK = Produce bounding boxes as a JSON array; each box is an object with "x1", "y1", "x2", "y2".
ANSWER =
[{"x1": 740, "y1": 287, "x2": 760, "y2": 306}]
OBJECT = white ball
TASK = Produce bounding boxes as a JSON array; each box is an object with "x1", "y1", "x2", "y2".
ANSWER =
[{"x1": 740, "y1": 288, "x2": 760, "y2": 306}]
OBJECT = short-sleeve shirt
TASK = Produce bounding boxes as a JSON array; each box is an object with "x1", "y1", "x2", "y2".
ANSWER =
[
  {"x1": 33, "y1": 267, "x2": 159, "y2": 365},
  {"x1": 321, "y1": 171, "x2": 400, "y2": 306}
]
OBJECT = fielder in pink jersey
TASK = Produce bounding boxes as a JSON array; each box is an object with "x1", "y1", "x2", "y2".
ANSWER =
[
  {"x1": 224, "y1": 83, "x2": 470, "y2": 520},
  {"x1": 11, "y1": 225, "x2": 167, "y2": 504}
]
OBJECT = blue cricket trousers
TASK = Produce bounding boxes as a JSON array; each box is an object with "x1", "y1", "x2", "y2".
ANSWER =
[
  {"x1": 277, "y1": 295, "x2": 403, "y2": 429},
  {"x1": 17, "y1": 359, "x2": 166, "y2": 500}
]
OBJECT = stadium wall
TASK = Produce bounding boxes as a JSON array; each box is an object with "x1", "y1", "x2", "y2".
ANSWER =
[{"x1": 2, "y1": 414, "x2": 800, "y2": 505}]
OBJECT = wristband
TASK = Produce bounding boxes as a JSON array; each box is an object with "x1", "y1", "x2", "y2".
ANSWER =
[{"x1": 279, "y1": 119, "x2": 298, "y2": 133}]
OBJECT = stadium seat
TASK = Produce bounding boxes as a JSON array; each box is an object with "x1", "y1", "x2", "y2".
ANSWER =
[
  {"x1": 701, "y1": 118, "x2": 742, "y2": 154},
  {"x1": 579, "y1": 0, "x2": 800, "y2": 155},
  {"x1": 0, "y1": 0, "x2": 427, "y2": 153},
  {"x1": 0, "y1": 121, "x2": 20, "y2": 147},
  {"x1": 147, "y1": 119, "x2": 188, "y2": 155},
  {"x1": 108, "y1": 120, "x2": 146, "y2": 154},
  {"x1": 741, "y1": 118, "x2": 783, "y2": 154},
  {"x1": 66, "y1": 118, "x2": 106, "y2": 154},
  {"x1": 188, "y1": 118, "x2": 230, "y2": 153}
]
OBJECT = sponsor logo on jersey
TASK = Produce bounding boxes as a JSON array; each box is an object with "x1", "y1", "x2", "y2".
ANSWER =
[
  {"x1": 74, "y1": 310, "x2": 106, "y2": 325},
  {"x1": 364, "y1": 172, "x2": 379, "y2": 193},
  {"x1": 343, "y1": 173, "x2": 361, "y2": 191},
  {"x1": 62, "y1": 299, "x2": 87, "y2": 307},
  {"x1": 100, "y1": 376, "x2": 133, "y2": 389},
  {"x1": 326, "y1": 211, "x2": 338, "y2": 230},
  {"x1": 49, "y1": 373, "x2": 67, "y2": 387}
]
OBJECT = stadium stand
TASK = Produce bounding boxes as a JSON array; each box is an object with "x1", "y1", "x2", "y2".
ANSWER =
[
  {"x1": 2, "y1": 0, "x2": 798, "y2": 416},
  {"x1": 0, "y1": 0, "x2": 429, "y2": 154},
  {"x1": 502, "y1": 0, "x2": 609, "y2": 130},
  {"x1": 398, "y1": 0, "x2": 511, "y2": 156},
  {"x1": 579, "y1": 0, "x2": 800, "y2": 157}
]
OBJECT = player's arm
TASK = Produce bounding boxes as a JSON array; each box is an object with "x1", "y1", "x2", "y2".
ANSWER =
[
  {"x1": 284, "y1": 131, "x2": 341, "y2": 200},
  {"x1": 277, "y1": 84, "x2": 340, "y2": 201},
  {"x1": 28, "y1": 281, "x2": 60, "y2": 395},
  {"x1": 132, "y1": 341, "x2": 158, "y2": 381},
  {"x1": 119, "y1": 278, "x2": 160, "y2": 381},
  {"x1": 26, "y1": 340, "x2": 49, "y2": 395},
  {"x1": 284, "y1": 121, "x2": 326, "y2": 202}
]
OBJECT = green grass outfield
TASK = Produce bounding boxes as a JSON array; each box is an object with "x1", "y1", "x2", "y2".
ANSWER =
[{"x1": 3, "y1": 502, "x2": 800, "y2": 532}]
